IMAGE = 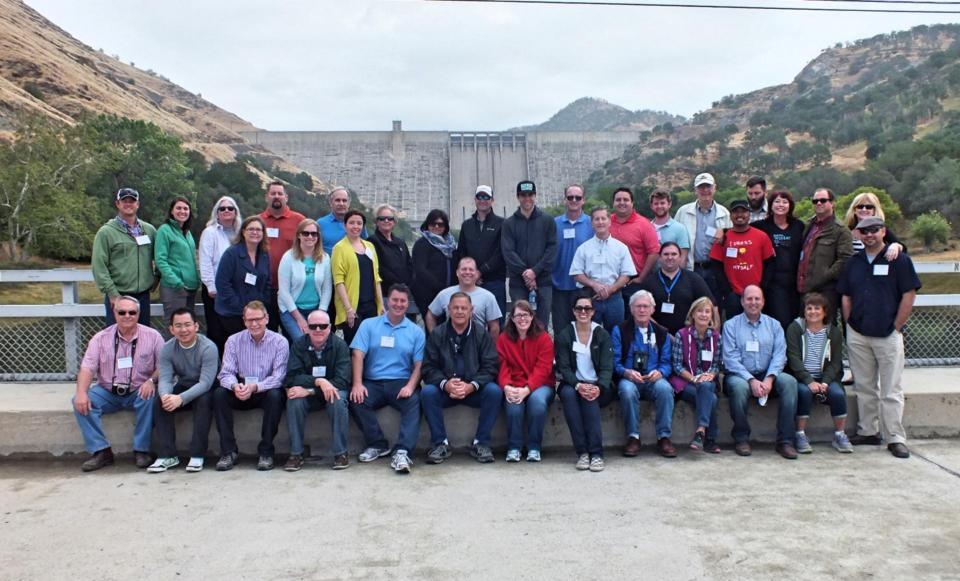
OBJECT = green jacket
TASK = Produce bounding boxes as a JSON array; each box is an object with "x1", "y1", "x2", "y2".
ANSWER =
[
  {"x1": 554, "y1": 322, "x2": 615, "y2": 393},
  {"x1": 91, "y1": 218, "x2": 157, "y2": 297},
  {"x1": 154, "y1": 220, "x2": 199, "y2": 291},
  {"x1": 785, "y1": 317, "x2": 844, "y2": 385}
]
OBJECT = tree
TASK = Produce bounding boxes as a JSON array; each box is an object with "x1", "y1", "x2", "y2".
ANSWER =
[{"x1": 912, "y1": 210, "x2": 951, "y2": 250}]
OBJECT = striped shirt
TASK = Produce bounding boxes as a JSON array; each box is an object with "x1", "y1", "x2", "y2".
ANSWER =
[
  {"x1": 80, "y1": 324, "x2": 164, "y2": 389},
  {"x1": 802, "y1": 327, "x2": 829, "y2": 380},
  {"x1": 218, "y1": 329, "x2": 289, "y2": 391}
]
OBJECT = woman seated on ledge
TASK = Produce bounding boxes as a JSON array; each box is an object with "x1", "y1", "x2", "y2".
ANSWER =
[{"x1": 670, "y1": 296, "x2": 722, "y2": 454}]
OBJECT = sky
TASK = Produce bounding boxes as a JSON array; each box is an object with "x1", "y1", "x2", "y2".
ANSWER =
[{"x1": 26, "y1": 0, "x2": 960, "y2": 132}]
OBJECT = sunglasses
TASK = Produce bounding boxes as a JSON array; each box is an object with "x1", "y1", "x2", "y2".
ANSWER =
[
  {"x1": 566, "y1": 196, "x2": 583, "y2": 201},
  {"x1": 116, "y1": 310, "x2": 138, "y2": 316},
  {"x1": 475, "y1": 194, "x2": 492, "y2": 201},
  {"x1": 859, "y1": 226, "x2": 882, "y2": 234},
  {"x1": 856, "y1": 204, "x2": 875, "y2": 210},
  {"x1": 573, "y1": 305, "x2": 594, "y2": 312},
  {"x1": 376, "y1": 216, "x2": 396, "y2": 222},
  {"x1": 300, "y1": 231, "x2": 319, "y2": 237},
  {"x1": 812, "y1": 198, "x2": 832, "y2": 205},
  {"x1": 217, "y1": 206, "x2": 236, "y2": 212},
  {"x1": 430, "y1": 221, "x2": 446, "y2": 227},
  {"x1": 308, "y1": 323, "x2": 331, "y2": 331}
]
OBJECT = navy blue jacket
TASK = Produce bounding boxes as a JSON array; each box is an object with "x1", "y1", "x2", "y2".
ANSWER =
[{"x1": 214, "y1": 243, "x2": 271, "y2": 317}]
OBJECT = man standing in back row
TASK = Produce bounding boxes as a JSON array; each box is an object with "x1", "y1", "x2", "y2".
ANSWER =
[
  {"x1": 675, "y1": 173, "x2": 732, "y2": 301},
  {"x1": 796, "y1": 188, "x2": 853, "y2": 321},
  {"x1": 609, "y1": 187, "x2": 660, "y2": 314},
  {"x1": 458, "y1": 185, "x2": 507, "y2": 320},
  {"x1": 502, "y1": 180, "x2": 557, "y2": 328},
  {"x1": 260, "y1": 181, "x2": 305, "y2": 332},
  {"x1": 551, "y1": 184, "x2": 593, "y2": 330}
]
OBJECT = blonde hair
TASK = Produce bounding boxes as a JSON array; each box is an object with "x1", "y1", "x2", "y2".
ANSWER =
[
  {"x1": 292, "y1": 218, "x2": 325, "y2": 263},
  {"x1": 844, "y1": 192, "x2": 885, "y2": 229},
  {"x1": 685, "y1": 296, "x2": 715, "y2": 326}
]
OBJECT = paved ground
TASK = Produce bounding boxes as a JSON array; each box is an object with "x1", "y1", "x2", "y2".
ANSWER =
[{"x1": 2, "y1": 440, "x2": 960, "y2": 580}]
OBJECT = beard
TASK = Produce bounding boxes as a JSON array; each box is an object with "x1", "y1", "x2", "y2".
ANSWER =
[{"x1": 271, "y1": 200, "x2": 283, "y2": 210}]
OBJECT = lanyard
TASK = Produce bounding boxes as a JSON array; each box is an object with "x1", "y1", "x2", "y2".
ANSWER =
[
  {"x1": 658, "y1": 270, "x2": 681, "y2": 301},
  {"x1": 112, "y1": 331, "x2": 139, "y2": 384}
]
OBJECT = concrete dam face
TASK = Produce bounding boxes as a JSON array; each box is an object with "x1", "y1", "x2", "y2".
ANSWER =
[{"x1": 241, "y1": 123, "x2": 640, "y2": 223}]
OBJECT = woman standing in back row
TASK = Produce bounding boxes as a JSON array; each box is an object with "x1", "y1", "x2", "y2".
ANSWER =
[
  {"x1": 332, "y1": 210, "x2": 383, "y2": 344},
  {"x1": 199, "y1": 195, "x2": 243, "y2": 352},
  {"x1": 155, "y1": 196, "x2": 200, "y2": 327}
]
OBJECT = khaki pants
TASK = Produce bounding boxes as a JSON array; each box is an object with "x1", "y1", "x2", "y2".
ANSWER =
[{"x1": 846, "y1": 326, "x2": 906, "y2": 444}]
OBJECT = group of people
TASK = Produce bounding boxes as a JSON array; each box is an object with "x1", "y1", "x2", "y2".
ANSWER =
[{"x1": 76, "y1": 172, "x2": 920, "y2": 474}]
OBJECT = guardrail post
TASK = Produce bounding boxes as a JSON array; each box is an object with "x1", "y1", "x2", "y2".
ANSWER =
[{"x1": 62, "y1": 281, "x2": 79, "y2": 379}]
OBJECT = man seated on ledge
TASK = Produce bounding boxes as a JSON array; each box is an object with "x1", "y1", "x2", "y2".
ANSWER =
[
  {"x1": 149, "y1": 307, "x2": 219, "y2": 473},
  {"x1": 421, "y1": 292, "x2": 502, "y2": 464},
  {"x1": 283, "y1": 309, "x2": 351, "y2": 472},
  {"x1": 72, "y1": 295, "x2": 164, "y2": 472},
  {"x1": 214, "y1": 300, "x2": 289, "y2": 471}
]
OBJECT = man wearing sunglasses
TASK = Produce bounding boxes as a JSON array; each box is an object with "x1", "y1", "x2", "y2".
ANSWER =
[
  {"x1": 797, "y1": 188, "x2": 853, "y2": 321},
  {"x1": 502, "y1": 180, "x2": 558, "y2": 328},
  {"x1": 837, "y1": 217, "x2": 920, "y2": 459},
  {"x1": 283, "y1": 309, "x2": 351, "y2": 471},
  {"x1": 551, "y1": 184, "x2": 594, "y2": 330},
  {"x1": 458, "y1": 185, "x2": 507, "y2": 321}
]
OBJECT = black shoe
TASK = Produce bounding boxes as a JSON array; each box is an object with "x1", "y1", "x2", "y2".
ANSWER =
[
  {"x1": 216, "y1": 451, "x2": 239, "y2": 471},
  {"x1": 776, "y1": 443, "x2": 798, "y2": 460},
  {"x1": 888, "y1": 443, "x2": 910, "y2": 459},
  {"x1": 134, "y1": 451, "x2": 153, "y2": 469},
  {"x1": 850, "y1": 434, "x2": 882, "y2": 446},
  {"x1": 81, "y1": 448, "x2": 114, "y2": 472}
]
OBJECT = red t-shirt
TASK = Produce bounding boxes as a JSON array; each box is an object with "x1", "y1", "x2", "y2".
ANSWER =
[
  {"x1": 260, "y1": 207, "x2": 306, "y2": 289},
  {"x1": 709, "y1": 226, "x2": 775, "y2": 295},
  {"x1": 609, "y1": 211, "x2": 661, "y2": 276}
]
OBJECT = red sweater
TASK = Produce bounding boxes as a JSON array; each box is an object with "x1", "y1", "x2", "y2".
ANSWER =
[{"x1": 496, "y1": 331, "x2": 555, "y2": 391}]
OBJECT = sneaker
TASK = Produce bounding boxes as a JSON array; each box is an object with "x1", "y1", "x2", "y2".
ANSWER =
[
  {"x1": 505, "y1": 449, "x2": 521, "y2": 462},
  {"x1": 470, "y1": 444, "x2": 495, "y2": 463},
  {"x1": 80, "y1": 448, "x2": 114, "y2": 472},
  {"x1": 589, "y1": 456, "x2": 605, "y2": 472},
  {"x1": 359, "y1": 447, "x2": 391, "y2": 463},
  {"x1": 575, "y1": 453, "x2": 590, "y2": 470},
  {"x1": 257, "y1": 456, "x2": 275, "y2": 471},
  {"x1": 832, "y1": 432, "x2": 854, "y2": 454},
  {"x1": 147, "y1": 457, "x2": 180, "y2": 473},
  {"x1": 284, "y1": 454, "x2": 304, "y2": 472},
  {"x1": 185, "y1": 457, "x2": 204, "y2": 472},
  {"x1": 391, "y1": 450, "x2": 412, "y2": 474},
  {"x1": 526, "y1": 450, "x2": 542, "y2": 462},
  {"x1": 690, "y1": 431, "x2": 705, "y2": 452},
  {"x1": 215, "y1": 451, "x2": 239, "y2": 471},
  {"x1": 795, "y1": 432, "x2": 813, "y2": 454},
  {"x1": 426, "y1": 442, "x2": 451, "y2": 465},
  {"x1": 704, "y1": 439, "x2": 722, "y2": 454},
  {"x1": 332, "y1": 454, "x2": 350, "y2": 470}
]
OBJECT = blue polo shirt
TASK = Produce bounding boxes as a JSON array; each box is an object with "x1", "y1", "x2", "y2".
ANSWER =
[
  {"x1": 654, "y1": 218, "x2": 690, "y2": 249},
  {"x1": 318, "y1": 213, "x2": 368, "y2": 256},
  {"x1": 837, "y1": 247, "x2": 921, "y2": 338},
  {"x1": 350, "y1": 314, "x2": 425, "y2": 381},
  {"x1": 551, "y1": 213, "x2": 593, "y2": 291}
]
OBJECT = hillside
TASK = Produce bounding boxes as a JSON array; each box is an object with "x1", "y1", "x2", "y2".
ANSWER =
[{"x1": 510, "y1": 97, "x2": 685, "y2": 132}]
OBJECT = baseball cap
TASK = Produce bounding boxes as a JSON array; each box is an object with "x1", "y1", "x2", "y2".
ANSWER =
[
  {"x1": 517, "y1": 181, "x2": 537, "y2": 196},
  {"x1": 855, "y1": 216, "x2": 885, "y2": 230},
  {"x1": 729, "y1": 199, "x2": 750, "y2": 211},
  {"x1": 475, "y1": 185, "x2": 493, "y2": 198},
  {"x1": 116, "y1": 187, "x2": 140, "y2": 201},
  {"x1": 694, "y1": 173, "x2": 716, "y2": 187}
]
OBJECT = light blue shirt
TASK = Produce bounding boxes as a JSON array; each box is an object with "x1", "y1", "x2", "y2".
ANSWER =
[
  {"x1": 694, "y1": 203, "x2": 718, "y2": 263},
  {"x1": 722, "y1": 313, "x2": 787, "y2": 381},
  {"x1": 654, "y1": 218, "x2": 690, "y2": 249},
  {"x1": 569, "y1": 235, "x2": 636, "y2": 286},
  {"x1": 350, "y1": 314, "x2": 425, "y2": 381},
  {"x1": 551, "y1": 213, "x2": 593, "y2": 291},
  {"x1": 318, "y1": 213, "x2": 367, "y2": 256}
]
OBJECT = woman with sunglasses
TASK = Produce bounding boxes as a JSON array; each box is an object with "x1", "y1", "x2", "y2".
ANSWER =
[
  {"x1": 412, "y1": 209, "x2": 457, "y2": 319},
  {"x1": 214, "y1": 215, "x2": 271, "y2": 341},
  {"x1": 199, "y1": 196, "x2": 243, "y2": 351},
  {"x1": 369, "y1": 204, "x2": 414, "y2": 317},
  {"x1": 844, "y1": 192, "x2": 906, "y2": 259},
  {"x1": 497, "y1": 300, "x2": 556, "y2": 462},
  {"x1": 555, "y1": 293, "x2": 614, "y2": 471},
  {"x1": 332, "y1": 210, "x2": 383, "y2": 344},
  {"x1": 277, "y1": 219, "x2": 332, "y2": 342},
  {"x1": 669, "y1": 296, "x2": 722, "y2": 453},
  {"x1": 154, "y1": 196, "x2": 200, "y2": 329}
]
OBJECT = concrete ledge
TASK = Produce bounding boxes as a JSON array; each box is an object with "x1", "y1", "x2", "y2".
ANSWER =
[{"x1": 1, "y1": 368, "x2": 958, "y2": 456}]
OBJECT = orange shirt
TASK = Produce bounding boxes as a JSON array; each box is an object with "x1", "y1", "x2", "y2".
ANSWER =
[{"x1": 260, "y1": 207, "x2": 306, "y2": 289}]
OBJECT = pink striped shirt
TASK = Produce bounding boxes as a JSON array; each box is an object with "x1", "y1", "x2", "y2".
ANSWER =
[
  {"x1": 217, "y1": 329, "x2": 289, "y2": 391},
  {"x1": 80, "y1": 324, "x2": 164, "y2": 389}
]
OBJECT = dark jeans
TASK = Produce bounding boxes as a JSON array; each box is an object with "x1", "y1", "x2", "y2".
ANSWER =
[
  {"x1": 212, "y1": 387, "x2": 286, "y2": 457},
  {"x1": 219, "y1": 315, "x2": 246, "y2": 349},
  {"x1": 104, "y1": 290, "x2": 151, "y2": 327},
  {"x1": 620, "y1": 282, "x2": 644, "y2": 319},
  {"x1": 552, "y1": 289, "x2": 579, "y2": 333},
  {"x1": 763, "y1": 282, "x2": 798, "y2": 331},
  {"x1": 152, "y1": 389, "x2": 213, "y2": 458},
  {"x1": 509, "y1": 279, "x2": 552, "y2": 329},
  {"x1": 481, "y1": 278, "x2": 507, "y2": 325},
  {"x1": 421, "y1": 382, "x2": 502, "y2": 446},
  {"x1": 677, "y1": 381, "x2": 719, "y2": 440},
  {"x1": 558, "y1": 384, "x2": 606, "y2": 457},
  {"x1": 724, "y1": 372, "x2": 798, "y2": 445},
  {"x1": 339, "y1": 302, "x2": 378, "y2": 346},
  {"x1": 350, "y1": 379, "x2": 421, "y2": 453},
  {"x1": 266, "y1": 287, "x2": 281, "y2": 332},
  {"x1": 694, "y1": 265, "x2": 724, "y2": 314},
  {"x1": 723, "y1": 292, "x2": 744, "y2": 321},
  {"x1": 202, "y1": 286, "x2": 225, "y2": 356},
  {"x1": 797, "y1": 381, "x2": 848, "y2": 418}
]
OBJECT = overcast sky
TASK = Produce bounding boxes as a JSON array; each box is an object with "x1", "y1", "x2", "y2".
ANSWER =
[{"x1": 26, "y1": 0, "x2": 960, "y2": 131}]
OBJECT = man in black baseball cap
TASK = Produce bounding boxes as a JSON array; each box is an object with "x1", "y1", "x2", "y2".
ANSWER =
[{"x1": 501, "y1": 180, "x2": 557, "y2": 327}]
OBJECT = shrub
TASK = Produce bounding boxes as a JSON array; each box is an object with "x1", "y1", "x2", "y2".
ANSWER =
[{"x1": 912, "y1": 211, "x2": 951, "y2": 250}]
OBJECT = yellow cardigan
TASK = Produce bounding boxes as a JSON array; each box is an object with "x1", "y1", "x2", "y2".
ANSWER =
[{"x1": 331, "y1": 237, "x2": 384, "y2": 325}]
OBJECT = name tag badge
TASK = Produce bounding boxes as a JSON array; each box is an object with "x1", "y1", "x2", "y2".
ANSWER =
[
  {"x1": 661, "y1": 302, "x2": 675, "y2": 314},
  {"x1": 245, "y1": 376, "x2": 259, "y2": 386},
  {"x1": 365, "y1": 248, "x2": 374, "y2": 260},
  {"x1": 725, "y1": 246, "x2": 739, "y2": 258},
  {"x1": 312, "y1": 366, "x2": 326, "y2": 377},
  {"x1": 244, "y1": 273, "x2": 257, "y2": 285},
  {"x1": 592, "y1": 254, "x2": 605, "y2": 264},
  {"x1": 116, "y1": 356, "x2": 133, "y2": 369},
  {"x1": 380, "y1": 336, "x2": 395, "y2": 348},
  {"x1": 746, "y1": 341, "x2": 760, "y2": 353},
  {"x1": 873, "y1": 264, "x2": 889, "y2": 276},
  {"x1": 705, "y1": 226, "x2": 717, "y2": 238},
  {"x1": 266, "y1": 227, "x2": 280, "y2": 238},
  {"x1": 135, "y1": 235, "x2": 151, "y2": 246},
  {"x1": 563, "y1": 228, "x2": 575, "y2": 240},
  {"x1": 701, "y1": 349, "x2": 713, "y2": 362},
  {"x1": 572, "y1": 341, "x2": 589, "y2": 354}
]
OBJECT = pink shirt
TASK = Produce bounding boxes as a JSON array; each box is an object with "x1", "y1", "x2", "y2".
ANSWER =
[
  {"x1": 80, "y1": 324, "x2": 164, "y2": 389},
  {"x1": 609, "y1": 211, "x2": 661, "y2": 275}
]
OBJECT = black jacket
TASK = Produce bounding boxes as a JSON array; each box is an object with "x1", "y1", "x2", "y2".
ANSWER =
[
  {"x1": 457, "y1": 211, "x2": 505, "y2": 281},
  {"x1": 554, "y1": 323, "x2": 615, "y2": 393},
  {"x1": 422, "y1": 320, "x2": 498, "y2": 388},
  {"x1": 370, "y1": 229, "x2": 413, "y2": 290},
  {"x1": 501, "y1": 206, "x2": 557, "y2": 284},
  {"x1": 285, "y1": 333, "x2": 351, "y2": 392},
  {"x1": 412, "y1": 236, "x2": 456, "y2": 313}
]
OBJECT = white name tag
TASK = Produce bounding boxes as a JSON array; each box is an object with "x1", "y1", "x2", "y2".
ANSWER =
[
  {"x1": 746, "y1": 341, "x2": 760, "y2": 353},
  {"x1": 245, "y1": 376, "x2": 259, "y2": 386},
  {"x1": 572, "y1": 341, "x2": 589, "y2": 354},
  {"x1": 380, "y1": 336, "x2": 395, "y2": 348},
  {"x1": 563, "y1": 228, "x2": 576, "y2": 240},
  {"x1": 266, "y1": 227, "x2": 280, "y2": 238},
  {"x1": 312, "y1": 366, "x2": 326, "y2": 377},
  {"x1": 116, "y1": 356, "x2": 133, "y2": 369},
  {"x1": 135, "y1": 235, "x2": 151, "y2": 246},
  {"x1": 873, "y1": 264, "x2": 889, "y2": 276},
  {"x1": 661, "y1": 302, "x2": 675, "y2": 314},
  {"x1": 725, "y1": 246, "x2": 738, "y2": 258},
  {"x1": 592, "y1": 254, "x2": 605, "y2": 264},
  {"x1": 705, "y1": 226, "x2": 717, "y2": 238},
  {"x1": 244, "y1": 273, "x2": 257, "y2": 285},
  {"x1": 365, "y1": 249, "x2": 374, "y2": 260},
  {"x1": 701, "y1": 350, "x2": 713, "y2": 362}
]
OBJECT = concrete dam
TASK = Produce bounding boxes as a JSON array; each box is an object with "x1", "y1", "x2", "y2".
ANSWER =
[{"x1": 241, "y1": 122, "x2": 641, "y2": 222}]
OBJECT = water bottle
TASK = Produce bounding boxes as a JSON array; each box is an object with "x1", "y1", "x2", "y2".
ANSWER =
[{"x1": 529, "y1": 289, "x2": 538, "y2": 311}]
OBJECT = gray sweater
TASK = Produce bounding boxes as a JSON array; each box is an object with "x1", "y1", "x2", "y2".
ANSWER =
[
  {"x1": 501, "y1": 206, "x2": 558, "y2": 284},
  {"x1": 158, "y1": 335, "x2": 220, "y2": 405}
]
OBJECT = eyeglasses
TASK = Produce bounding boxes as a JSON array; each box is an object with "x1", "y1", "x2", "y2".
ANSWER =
[
  {"x1": 245, "y1": 227, "x2": 263, "y2": 233},
  {"x1": 308, "y1": 323, "x2": 331, "y2": 331},
  {"x1": 859, "y1": 226, "x2": 882, "y2": 234},
  {"x1": 300, "y1": 231, "x2": 319, "y2": 237},
  {"x1": 812, "y1": 198, "x2": 832, "y2": 205},
  {"x1": 116, "y1": 310, "x2": 138, "y2": 316},
  {"x1": 244, "y1": 315, "x2": 266, "y2": 324},
  {"x1": 566, "y1": 196, "x2": 583, "y2": 201},
  {"x1": 376, "y1": 216, "x2": 396, "y2": 222},
  {"x1": 512, "y1": 312, "x2": 532, "y2": 319},
  {"x1": 475, "y1": 194, "x2": 492, "y2": 201},
  {"x1": 218, "y1": 206, "x2": 236, "y2": 212},
  {"x1": 573, "y1": 305, "x2": 594, "y2": 312},
  {"x1": 856, "y1": 204, "x2": 875, "y2": 210}
]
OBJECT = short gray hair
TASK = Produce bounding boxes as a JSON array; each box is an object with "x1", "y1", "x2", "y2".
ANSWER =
[
  {"x1": 375, "y1": 203, "x2": 398, "y2": 217},
  {"x1": 629, "y1": 289, "x2": 656, "y2": 309}
]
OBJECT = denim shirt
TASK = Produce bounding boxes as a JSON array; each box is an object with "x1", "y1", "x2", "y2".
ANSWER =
[
  {"x1": 721, "y1": 313, "x2": 787, "y2": 381},
  {"x1": 611, "y1": 322, "x2": 672, "y2": 378}
]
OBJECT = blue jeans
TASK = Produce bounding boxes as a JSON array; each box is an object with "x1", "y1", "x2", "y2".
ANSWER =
[
  {"x1": 104, "y1": 291, "x2": 151, "y2": 327},
  {"x1": 421, "y1": 382, "x2": 502, "y2": 446},
  {"x1": 279, "y1": 308, "x2": 315, "y2": 343},
  {"x1": 558, "y1": 384, "x2": 605, "y2": 457},
  {"x1": 797, "y1": 381, "x2": 847, "y2": 419},
  {"x1": 617, "y1": 378, "x2": 674, "y2": 439},
  {"x1": 286, "y1": 390, "x2": 349, "y2": 456},
  {"x1": 677, "y1": 381, "x2": 719, "y2": 440},
  {"x1": 481, "y1": 279, "x2": 507, "y2": 325},
  {"x1": 724, "y1": 373, "x2": 798, "y2": 445},
  {"x1": 504, "y1": 386, "x2": 555, "y2": 452},
  {"x1": 509, "y1": 280, "x2": 552, "y2": 329},
  {"x1": 552, "y1": 289, "x2": 579, "y2": 332},
  {"x1": 73, "y1": 384, "x2": 154, "y2": 453},
  {"x1": 350, "y1": 379, "x2": 421, "y2": 453},
  {"x1": 593, "y1": 295, "x2": 625, "y2": 332}
]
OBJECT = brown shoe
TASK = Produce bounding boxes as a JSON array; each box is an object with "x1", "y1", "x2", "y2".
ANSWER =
[
  {"x1": 623, "y1": 436, "x2": 641, "y2": 457},
  {"x1": 332, "y1": 454, "x2": 350, "y2": 470},
  {"x1": 81, "y1": 448, "x2": 114, "y2": 472},
  {"x1": 734, "y1": 441, "x2": 752, "y2": 457},
  {"x1": 888, "y1": 443, "x2": 910, "y2": 459},
  {"x1": 776, "y1": 443, "x2": 798, "y2": 460},
  {"x1": 284, "y1": 454, "x2": 304, "y2": 472},
  {"x1": 657, "y1": 437, "x2": 677, "y2": 458},
  {"x1": 134, "y1": 451, "x2": 153, "y2": 469}
]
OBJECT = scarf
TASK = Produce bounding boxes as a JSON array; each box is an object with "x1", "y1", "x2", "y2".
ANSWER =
[{"x1": 421, "y1": 230, "x2": 457, "y2": 258}]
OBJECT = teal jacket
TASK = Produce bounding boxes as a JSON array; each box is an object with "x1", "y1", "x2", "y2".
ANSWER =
[
  {"x1": 91, "y1": 218, "x2": 158, "y2": 297},
  {"x1": 154, "y1": 220, "x2": 199, "y2": 291}
]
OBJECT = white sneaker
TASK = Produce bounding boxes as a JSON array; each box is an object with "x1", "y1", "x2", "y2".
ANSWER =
[
  {"x1": 359, "y1": 447, "x2": 391, "y2": 463},
  {"x1": 391, "y1": 450, "x2": 411, "y2": 474},
  {"x1": 505, "y1": 449, "x2": 521, "y2": 462},
  {"x1": 147, "y1": 457, "x2": 179, "y2": 473},
  {"x1": 575, "y1": 453, "x2": 590, "y2": 470},
  {"x1": 185, "y1": 457, "x2": 204, "y2": 472},
  {"x1": 526, "y1": 450, "x2": 542, "y2": 462}
]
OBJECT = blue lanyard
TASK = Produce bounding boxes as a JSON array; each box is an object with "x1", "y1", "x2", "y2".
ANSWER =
[{"x1": 657, "y1": 270, "x2": 681, "y2": 300}]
